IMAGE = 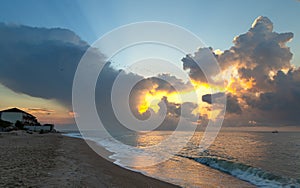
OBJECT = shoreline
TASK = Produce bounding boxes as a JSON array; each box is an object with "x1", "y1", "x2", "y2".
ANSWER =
[
  {"x1": 0, "y1": 131, "x2": 179, "y2": 187},
  {"x1": 60, "y1": 131, "x2": 256, "y2": 188},
  {"x1": 62, "y1": 132, "x2": 255, "y2": 188}
]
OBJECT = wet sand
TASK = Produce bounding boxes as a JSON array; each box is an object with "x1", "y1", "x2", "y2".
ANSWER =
[{"x1": 0, "y1": 131, "x2": 178, "y2": 187}]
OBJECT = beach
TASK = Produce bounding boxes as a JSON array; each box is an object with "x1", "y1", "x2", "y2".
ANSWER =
[
  {"x1": 0, "y1": 131, "x2": 178, "y2": 188},
  {"x1": 1, "y1": 130, "x2": 299, "y2": 188}
]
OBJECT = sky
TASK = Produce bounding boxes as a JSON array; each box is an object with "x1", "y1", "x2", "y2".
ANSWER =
[
  {"x1": 0, "y1": 0, "x2": 300, "y2": 64},
  {"x1": 0, "y1": 0, "x2": 300, "y2": 126}
]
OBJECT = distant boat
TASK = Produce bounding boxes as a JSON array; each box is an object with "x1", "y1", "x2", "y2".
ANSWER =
[{"x1": 271, "y1": 130, "x2": 279, "y2": 133}]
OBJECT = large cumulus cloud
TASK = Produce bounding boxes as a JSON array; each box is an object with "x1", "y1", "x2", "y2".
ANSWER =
[
  {"x1": 217, "y1": 16, "x2": 294, "y2": 92},
  {"x1": 211, "y1": 16, "x2": 300, "y2": 124}
]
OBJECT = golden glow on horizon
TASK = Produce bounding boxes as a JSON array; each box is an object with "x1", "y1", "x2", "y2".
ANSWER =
[
  {"x1": 138, "y1": 90, "x2": 182, "y2": 114},
  {"x1": 0, "y1": 84, "x2": 73, "y2": 125},
  {"x1": 136, "y1": 65, "x2": 260, "y2": 120},
  {"x1": 136, "y1": 79, "x2": 226, "y2": 119}
]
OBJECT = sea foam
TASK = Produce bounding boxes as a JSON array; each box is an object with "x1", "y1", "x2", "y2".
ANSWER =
[{"x1": 183, "y1": 156, "x2": 300, "y2": 188}]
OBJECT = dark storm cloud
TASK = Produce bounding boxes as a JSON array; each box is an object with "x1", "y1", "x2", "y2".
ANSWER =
[
  {"x1": 0, "y1": 23, "x2": 88, "y2": 46},
  {"x1": 0, "y1": 23, "x2": 140, "y2": 131},
  {"x1": 0, "y1": 23, "x2": 91, "y2": 108}
]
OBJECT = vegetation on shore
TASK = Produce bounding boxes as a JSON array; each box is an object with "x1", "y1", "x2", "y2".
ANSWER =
[{"x1": 0, "y1": 119, "x2": 12, "y2": 128}]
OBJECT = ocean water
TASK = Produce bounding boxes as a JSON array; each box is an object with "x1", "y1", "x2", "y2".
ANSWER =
[{"x1": 64, "y1": 127, "x2": 300, "y2": 188}]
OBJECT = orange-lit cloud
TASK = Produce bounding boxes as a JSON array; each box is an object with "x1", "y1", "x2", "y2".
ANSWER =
[{"x1": 135, "y1": 77, "x2": 226, "y2": 121}]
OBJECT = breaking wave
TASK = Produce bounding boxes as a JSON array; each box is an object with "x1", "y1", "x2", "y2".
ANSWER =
[{"x1": 181, "y1": 156, "x2": 300, "y2": 188}]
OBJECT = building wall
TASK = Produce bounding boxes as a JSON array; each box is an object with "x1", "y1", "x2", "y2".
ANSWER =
[
  {"x1": 24, "y1": 125, "x2": 52, "y2": 131},
  {"x1": 1, "y1": 112, "x2": 23, "y2": 124}
]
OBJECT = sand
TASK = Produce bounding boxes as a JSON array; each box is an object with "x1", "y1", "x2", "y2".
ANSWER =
[{"x1": 0, "y1": 131, "x2": 178, "y2": 188}]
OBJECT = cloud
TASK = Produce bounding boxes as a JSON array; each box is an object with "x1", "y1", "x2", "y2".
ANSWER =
[
  {"x1": 99, "y1": 16, "x2": 300, "y2": 125},
  {"x1": 158, "y1": 96, "x2": 180, "y2": 117},
  {"x1": 131, "y1": 73, "x2": 193, "y2": 95},
  {"x1": 202, "y1": 92, "x2": 241, "y2": 114},
  {"x1": 217, "y1": 16, "x2": 294, "y2": 92},
  {"x1": 213, "y1": 16, "x2": 300, "y2": 124},
  {"x1": 182, "y1": 47, "x2": 220, "y2": 83},
  {"x1": 0, "y1": 23, "x2": 91, "y2": 108},
  {"x1": 242, "y1": 68, "x2": 300, "y2": 121},
  {"x1": 156, "y1": 96, "x2": 199, "y2": 130},
  {"x1": 226, "y1": 94, "x2": 242, "y2": 114},
  {"x1": 1, "y1": 16, "x2": 300, "y2": 127},
  {"x1": 177, "y1": 102, "x2": 199, "y2": 121},
  {"x1": 128, "y1": 74, "x2": 194, "y2": 116},
  {"x1": 183, "y1": 16, "x2": 300, "y2": 125},
  {"x1": 26, "y1": 108, "x2": 55, "y2": 114},
  {"x1": 0, "y1": 23, "x2": 198, "y2": 130},
  {"x1": 0, "y1": 23, "x2": 88, "y2": 46},
  {"x1": 95, "y1": 70, "x2": 199, "y2": 132},
  {"x1": 156, "y1": 74, "x2": 193, "y2": 91}
]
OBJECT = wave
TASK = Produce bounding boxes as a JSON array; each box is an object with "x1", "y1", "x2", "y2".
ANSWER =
[{"x1": 180, "y1": 155, "x2": 300, "y2": 188}]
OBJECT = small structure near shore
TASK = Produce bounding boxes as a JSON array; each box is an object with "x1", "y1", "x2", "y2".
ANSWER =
[
  {"x1": 24, "y1": 124, "x2": 54, "y2": 132},
  {"x1": 0, "y1": 107, "x2": 54, "y2": 132}
]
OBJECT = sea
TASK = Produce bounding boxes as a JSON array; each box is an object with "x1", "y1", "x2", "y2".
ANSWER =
[{"x1": 62, "y1": 126, "x2": 300, "y2": 188}]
